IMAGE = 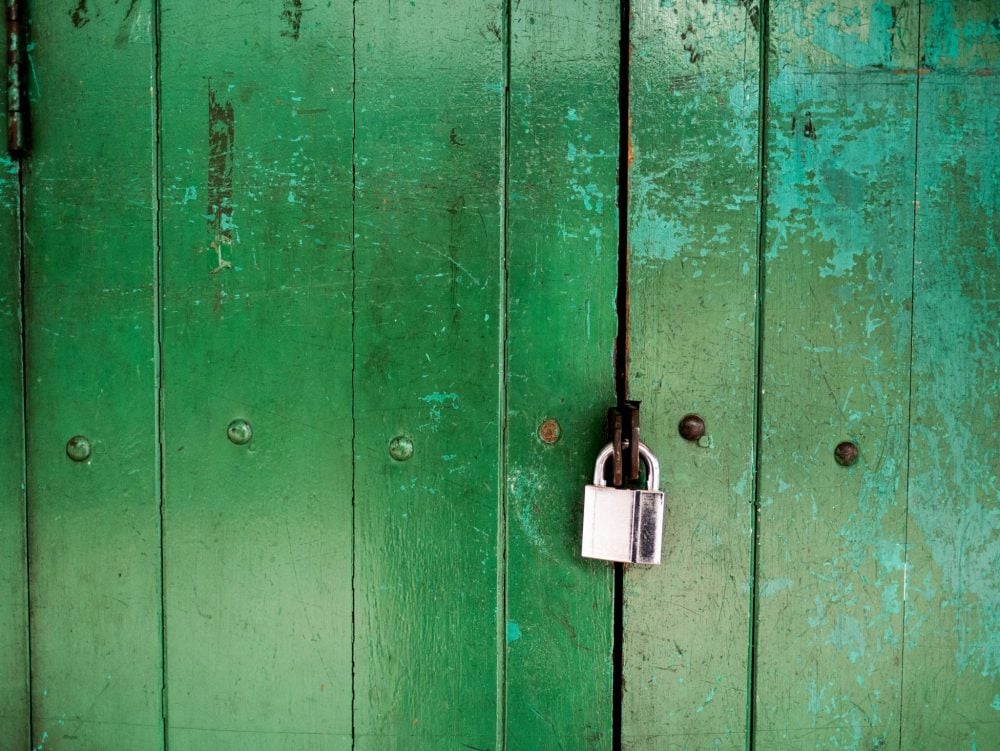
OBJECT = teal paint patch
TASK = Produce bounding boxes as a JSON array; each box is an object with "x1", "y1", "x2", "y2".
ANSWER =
[
  {"x1": 419, "y1": 392, "x2": 459, "y2": 405},
  {"x1": 923, "y1": 0, "x2": 959, "y2": 68},
  {"x1": 508, "y1": 468, "x2": 549, "y2": 557},
  {"x1": 760, "y1": 578, "x2": 793, "y2": 598},
  {"x1": 506, "y1": 621, "x2": 521, "y2": 643},
  {"x1": 907, "y1": 125, "x2": 1000, "y2": 677},
  {"x1": 781, "y1": 0, "x2": 895, "y2": 67}
]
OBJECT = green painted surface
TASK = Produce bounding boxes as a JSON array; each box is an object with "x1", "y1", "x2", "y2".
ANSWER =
[
  {"x1": 901, "y1": 4, "x2": 999, "y2": 749},
  {"x1": 754, "y1": 1, "x2": 918, "y2": 748},
  {"x1": 0, "y1": 57, "x2": 29, "y2": 751},
  {"x1": 158, "y1": 1, "x2": 354, "y2": 746},
  {"x1": 21, "y1": 1, "x2": 164, "y2": 747},
  {"x1": 351, "y1": 2, "x2": 505, "y2": 748},
  {"x1": 623, "y1": 1, "x2": 760, "y2": 748},
  {"x1": 2, "y1": 1, "x2": 997, "y2": 748},
  {"x1": 505, "y1": 1, "x2": 619, "y2": 747}
]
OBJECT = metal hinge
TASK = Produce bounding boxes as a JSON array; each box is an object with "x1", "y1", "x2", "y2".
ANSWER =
[
  {"x1": 605, "y1": 399, "x2": 642, "y2": 487},
  {"x1": 6, "y1": 0, "x2": 29, "y2": 156}
]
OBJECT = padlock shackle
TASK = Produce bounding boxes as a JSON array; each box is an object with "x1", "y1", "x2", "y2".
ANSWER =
[{"x1": 593, "y1": 442, "x2": 659, "y2": 491}]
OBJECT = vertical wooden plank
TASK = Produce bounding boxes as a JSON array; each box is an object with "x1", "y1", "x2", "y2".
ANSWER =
[
  {"x1": 505, "y1": 0, "x2": 619, "y2": 747},
  {"x1": 158, "y1": 2, "x2": 354, "y2": 747},
  {"x1": 902, "y1": 3, "x2": 999, "y2": 748},
  {"x1": 754, "y1": 2, "x2": 918, "y2": 748},
  {"x1": 21, "y1": 1, "x2": 163, "y2": 747},
  {"x1": 623, "y1": 1, "x2": 760, "y2": 747},
  {"x1": 351, "y1": 2, "x2": 504, "y2": 748},
  {"x1": 0, "y1": 52, "x2": 29, "y2": 749}
]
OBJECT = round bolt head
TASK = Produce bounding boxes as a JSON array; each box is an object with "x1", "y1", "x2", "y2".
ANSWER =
[
  {"x1": 66, "y1": 435, "x2": 92, "y2": 462},
  {"x1": 834, "y1": 441, "x2": 859, "y2": 467},
  {"x1": 389, "y1": 435, "x2": 414, "y2": 462},
  {"x1": 227, "y1": 419, "x2": 253, "y2": 445},
  {"x1": 678, "y1": 413, "x2": 706, "y2": 442},
  {"x1": 538, "y1": 418, "x2": 561, "y2": 445}
]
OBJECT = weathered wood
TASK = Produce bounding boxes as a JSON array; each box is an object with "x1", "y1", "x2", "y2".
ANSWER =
[
  {"x1": 753, "y1": 2, "x2": 918, "y2": 748},
  {"x1": 351, "y1": 2, "x2": 505, "y2": 748},
  {"x1": 623, "y1": 1, "x2": 761, "y2": 747},
  {"x1": 901, "y1": 3, "x2": 999, "y2": 748},
  {"x1": 21, "y1": 1, "x2": 163, "y2": 747},
  {"x1": 158, "y1": 2, "x2": 354, "y2": 746},
  {"x1": 0, "y1": 59, "x2": 29, "y2": 751},
  {"x1": 505, "y1": 1, "x2": 620, "y2": 747}
]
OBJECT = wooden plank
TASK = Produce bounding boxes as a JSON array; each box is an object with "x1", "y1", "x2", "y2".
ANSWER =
[
  {"x1": 21, "y1": 2, "x2": 163, "y2": 747},
  {"x1": 623, "y1": 1, "x2": 761, "y2": 747},
  {"x1": 505, "y1": 0, "x2": 620, "y2": 747},
  {"x1": 351, "y1": 2, "x2": 504, "y2": 748},
  {"x1": 901, "y1": 3, "x2": 999, "y2": 748},
  {"x1": 753, "y1": 2, "x2": 918, "y2": 748},
  {"x1": 0, "y1": 54, "x2": 29, "y2": 750},
  {"x1": 158, "y1": 2, "x2": 354, "y2": 747}
]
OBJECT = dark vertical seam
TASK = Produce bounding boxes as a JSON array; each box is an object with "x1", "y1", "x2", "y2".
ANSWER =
[
  {"x1": 615, "y1": 0, "x2": 631, "y2": 405},
  {"x1": 747, "y1": 1, "x2": 770, "y2": 749},
  {"x1": 613, "y1": 2, "x2": 631, "y2": 749},
  {"x1": 151, "y1": 0, "x2": 168, "y2": 746},
  {"x1": 349, "y1": 1, "x2": 358, "y2": 748},
  {"x1": 898, "y1": 1, "x2": 923, "y2": 745},
  {"x1": 497, "y1": 0, "x2": 512, "y2": 749}
]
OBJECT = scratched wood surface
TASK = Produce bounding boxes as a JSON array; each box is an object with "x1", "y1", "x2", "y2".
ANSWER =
[
  {"x1": 351, "y1": 2, "x2": 506, "y2": 748},
  {"x1": 623, "y1": 1, "x2": 760, "y2": 748},
  {"x1": 505, "y1": 1, "x2": 620, "y2": 747},
  {"x1": 4, "y1": 2, "x2": 999, "y2": 748},
  {"x1": 901, "y1": 4, "x2": 999, "y2": 749},
  {"x1": 0, "y1": 58, "x2": 29, "y2": 750},
  {"x1": 20, "y1": 1, "x2": 164, "y2": 747},
  {"x1": 158, "y1": 1, "x2": 354, "y2": 747},
  {"x1": 753, "y1": 1, "x2": 918, "y2": 748}
]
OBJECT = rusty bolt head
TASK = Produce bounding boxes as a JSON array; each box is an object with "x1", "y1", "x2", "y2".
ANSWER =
[
  {"x1": 538, "y1": 418, "x2": 561, "y2": 445},
  {"x1": 66, "y1": 435, "x2": 92, "y2": 462},
  {"x1": 834, "y1": 441, "x2": 859, "y2": 467},
  {"x1": 678, "y1": 414, "x2": 706, "y2": 442}
]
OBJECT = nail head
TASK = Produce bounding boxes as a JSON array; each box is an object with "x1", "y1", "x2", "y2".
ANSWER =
[
  {"x1": 227, "y1": 419, "x2": 253, "y2": 445},
  {"x1": 389, "y1": 435, "x2": 414, "y2": 462},
  {"x1": 538, "y1": 418, "x2": 561, "y2": 445},
  {"x1": 678, "y1": 414, "x2": 706, "y2": 442},
  {"x1": 66, "y1": 435, "x2": 92, "y2": 462},
  {"x1": 834, "y1": 441, "x2": 859, "y2": 467}
]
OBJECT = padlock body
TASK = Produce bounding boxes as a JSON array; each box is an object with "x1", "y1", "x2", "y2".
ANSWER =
[{"x1": 581, "y1": 485, "x2": 664, "y2": 564}]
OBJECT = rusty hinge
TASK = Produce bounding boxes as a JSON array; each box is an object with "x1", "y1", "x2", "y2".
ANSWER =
[{"x1": 6, "y1": 0, "x2": 29, "y2": 156}]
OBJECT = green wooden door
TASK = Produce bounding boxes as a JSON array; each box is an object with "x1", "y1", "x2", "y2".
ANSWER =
[{"x1": 1, "y1": 1, "x2": 996, "y2": 750}]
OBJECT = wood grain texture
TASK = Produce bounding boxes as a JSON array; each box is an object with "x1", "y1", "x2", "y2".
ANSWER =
[
  {"x1": 753, "y1": 2, "x2": 918, "y2": 748},
  {"x1": 901, "y1": 3, "x2": 999, "y2": 749},
  {"x1": 158, "y1": 2, "x2": 354, "y2": 746},
  {"x1": 623, "y1": 1, "x2": 760, "y2": 748},
  {"x1": 0, "y1": 61, "x2": 29, "y2": 751},
  {"x1": 351, "y1": 2, "x2": 504, "y2": 748},
  {"x1": 505, "y1": 1, "x2": 620, "y2": 748},
  {"x1": 21, "y1": 1, "x2": 163, "y2": 747}
]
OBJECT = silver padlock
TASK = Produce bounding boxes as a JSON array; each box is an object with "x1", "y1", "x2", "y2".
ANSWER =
[{"x1": 581, "y1": 442, "x2": 665, "y2": 565}]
